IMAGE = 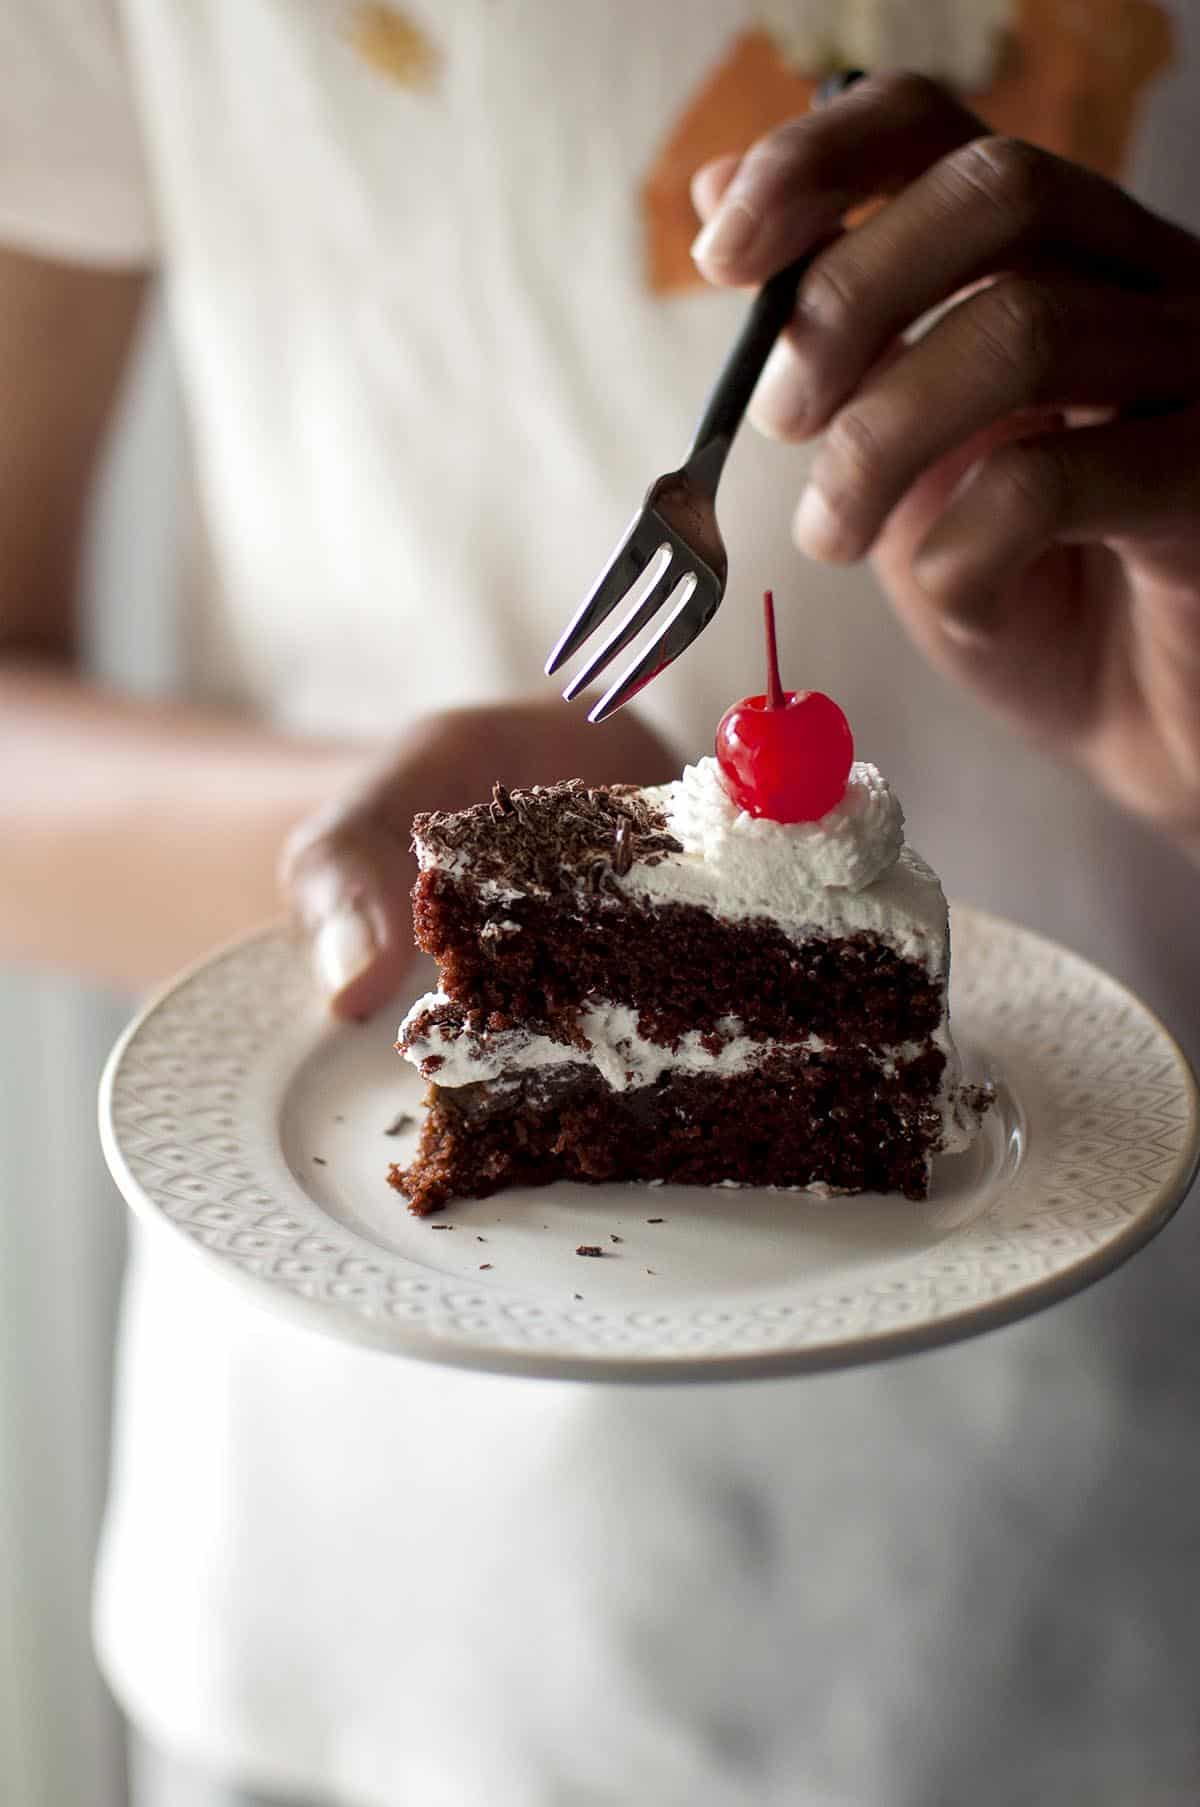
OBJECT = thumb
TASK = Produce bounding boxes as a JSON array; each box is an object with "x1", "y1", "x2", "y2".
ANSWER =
[
  {"x1": 690, "y1": 152, "x2": 741, "y2": 226},
  {"x1": 281, "y1": 810, "x2": 416, "y2": 1022}
]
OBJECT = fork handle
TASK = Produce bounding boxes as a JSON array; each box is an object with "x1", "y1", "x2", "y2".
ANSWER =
[
  {"x1": 684, "y1": 69, "x2": 865, "y2": 489},
  {"x1": 685, "y1": 249, "x2": 822, "y2": 480}
]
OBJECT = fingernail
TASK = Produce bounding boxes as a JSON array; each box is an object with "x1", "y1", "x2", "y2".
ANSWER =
[
  {"x1": 313, "y1": 904, "x2": 376, "y2": 999},
  {"x1": 912, "y1": 546, "x2": 1002, "y2": 642},
  {"x1": 937, "y1": 595, "x2": 1003, "y2": 644},
  {"x1": 750, "y1": 340, "x2": 807, "y2": 440},
  {"x1": 691, "y1": 200, "x2": 758, "y2": 270},
  {"x1": 793, "y1": 485, "x2": 846, "y2": 560}
]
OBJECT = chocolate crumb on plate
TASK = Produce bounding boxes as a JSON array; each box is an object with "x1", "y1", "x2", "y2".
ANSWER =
[
  {"x1": 429, "y1": 1223, "x2": 453, "y2": 1230},
  {"x1": 576, "y1": 1244, "x2": 604, "y2": 1258},
  {"x1": 385, "y1": 1112, "x2": 416, "y2": 1137},
  {"x1": 647, "y1": 1217, "x2": 664, "y2": 1224},
  {"x1": 610, "y1": 1233, "x2": 623, "y2": 1243},
  {"x1": 479, "y1": 1262, "x2": 493, "y2": 1270},
  {"x1": 312, "y1": 1156, "x2": 327, "y2": 1166}
]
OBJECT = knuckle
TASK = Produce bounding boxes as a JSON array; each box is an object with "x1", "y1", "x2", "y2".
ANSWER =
[
  {"x1": 746, "y1": 72, "x2": 956, "y2": 194},
  {"x1": 972, "y1": 278, "x2": 1062, "y2": 391},
  {"x1": 801, "y1": 254, "x2": 871, "y2": 336},
  {"x1": 867, "y1": 69, "x2": 952, "y2": 120},
  {"x1": 742, "y1": 115, "x2": 816, "y2": 187},
  {"x1": 950, "y1": 135, "x2": 1045, "y2": 230},
  {"x1": 987, "y1": 441, "x2": 1068, "y2": 533},
  {"x1": 823, "y1": 406, "x2": 888, "y2": 513},
  {"x1": 743, "y1": 115, "x2": 853, "y2": 206},
  {"x1": 911, "y1": 545, "x2": 972, "y2": 616}
]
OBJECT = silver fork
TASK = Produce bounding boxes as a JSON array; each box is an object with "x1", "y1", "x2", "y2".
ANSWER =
[{"x1": 546, "y1": 71, "x2": 863, "y2": 724}]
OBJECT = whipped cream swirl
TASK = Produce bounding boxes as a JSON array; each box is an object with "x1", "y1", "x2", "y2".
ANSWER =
[{"x1": 662, "y1": 756, "x2": 904, "y2": 897}]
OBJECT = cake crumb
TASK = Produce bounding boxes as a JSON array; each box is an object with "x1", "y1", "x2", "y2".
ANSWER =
[
  {"x1": 312, "y1": 1156, "x2": 327, "y2": 1166},
  {"x1": 479, "y1": 1262, "x2": 493, "y2": 1271},
  {"x1": 430, "y1": 1223, "x2": 454, "y2": 1231},
  {"x1": 385, "y1": 1112, "x2": 416, "y2": 1136},
  {"x1": 334, "y1": 1114, "x2": 345, "y2": 1123},
  {"x1": 576, "y1": 1244, "x2": 604, "y2": 1258},
  {"x1": 647, "y1": 1217, "x2": 664, "y2": 1224},
  {"x1": 476, "y1": 1235, "x2": 487, "y2": 1243},
  {"x1": 573, "y1": 1292, "x2": 583, "y2": 1300},
  {"x1": 646, "y1": 1268, "x2": 656, "y2": 1276},
  {"x1": 610, "y1": 1234, "x2": 623, "y2": 1244}
]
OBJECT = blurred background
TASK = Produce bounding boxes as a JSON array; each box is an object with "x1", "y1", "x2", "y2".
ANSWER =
[
  {"x1": 0, "y1": 299, "x2": 181, "y2": 1807},
  {"x1": 2, "y1": 13, "x2": 1198, "y2": 1805}
]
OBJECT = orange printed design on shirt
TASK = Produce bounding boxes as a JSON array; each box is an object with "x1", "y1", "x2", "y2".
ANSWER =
[
  {"x1": 347, "y1": 3, "x2": 440, "y2": 89},
  {"x1": 642, "y1": 0, "x2": 1174, "y2": 294}
]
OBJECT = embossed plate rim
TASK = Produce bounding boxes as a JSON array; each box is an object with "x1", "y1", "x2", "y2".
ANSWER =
[{"x1": 99, "y1": 909, "x2": 1200, "y2": 1383}]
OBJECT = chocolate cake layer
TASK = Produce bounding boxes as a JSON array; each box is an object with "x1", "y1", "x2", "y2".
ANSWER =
[
  {"x1": 391, "y1": 1047, "x2": 950, "y2": 1213},
  {"x1": 412, "y1": 874, "x2": 942, "y2": 1047}
]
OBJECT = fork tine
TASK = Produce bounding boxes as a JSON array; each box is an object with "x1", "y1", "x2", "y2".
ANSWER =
[
  {"x1": 561, "y1": 549, "x2": 676, "y2": 701},
  {"x1": 588, "y1": 572, "x2": 717, "y2": 724},
  {"x1": 544, "y1": 517, "x2": 659, "y2": 677}
]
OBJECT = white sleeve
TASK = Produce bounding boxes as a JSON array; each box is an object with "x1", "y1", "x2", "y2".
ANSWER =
[{"x1": 0, "y1": 0, "x2": 155, "y2": 267}]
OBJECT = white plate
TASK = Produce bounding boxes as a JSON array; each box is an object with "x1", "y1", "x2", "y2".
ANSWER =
[{"x1": 99, "y1": 909, "x2": 1199, "y2": 1382}]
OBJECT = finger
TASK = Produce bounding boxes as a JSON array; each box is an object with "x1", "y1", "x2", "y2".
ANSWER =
[
  {"x1": 909, "y1": 406, "x2": 1200, "y2": 639},
  {"x1": 873, "y1": 409, "x2": 1068, "y2": 583},
  {"x1": 750, "y1": 139, "x2": 1200, "y2": 442},
  {"x1": 282, "y1": 816, "x2": 416, "y2": 1022},
  {"x1": 750, "y1": 326, "x2": 908, "y2": 442},
  {"x1": 791, "y1": 276, "x2": 1200, "y2": 563},
  {"x1": 690, "y1": 154, "x2": 740, "y2": 225},
  {"x1": 691, "y1": 71, "x2": 985, "y2": 285}
]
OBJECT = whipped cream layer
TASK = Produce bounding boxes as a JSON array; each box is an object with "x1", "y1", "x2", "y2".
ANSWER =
[
  {"x1": 632, "y1": 758, "x2": 947, "y2": 975},
  {"x1": 400, "y1": 994, "x2": 827, "y2": 1094},
  {"x1": 398, "y1": 996, "x2": 978, "y2": 1156}
]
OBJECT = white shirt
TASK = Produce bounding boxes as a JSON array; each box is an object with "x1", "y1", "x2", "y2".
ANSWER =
[{"x1": 3, "y1": 3, "x2": 1200, "y2": 1801}]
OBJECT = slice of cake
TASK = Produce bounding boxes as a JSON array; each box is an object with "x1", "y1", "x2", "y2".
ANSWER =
[{"x1": 389, "y1": 751, "x2": 986, "y2": 1213}]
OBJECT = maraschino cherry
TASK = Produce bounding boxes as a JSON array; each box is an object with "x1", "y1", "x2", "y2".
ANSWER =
[{"x1": 715, "y1": 592, "x2": 854, "y2": 823}]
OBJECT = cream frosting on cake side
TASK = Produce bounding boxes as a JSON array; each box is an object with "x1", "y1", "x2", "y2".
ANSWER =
[{"x1": 626, "y1": 756, "x2": 948, "y2": 975}]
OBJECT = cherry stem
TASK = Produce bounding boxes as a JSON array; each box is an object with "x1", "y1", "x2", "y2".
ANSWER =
[{"x1": 763, "y1": 590, "x2": 785, "y2": 710}]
